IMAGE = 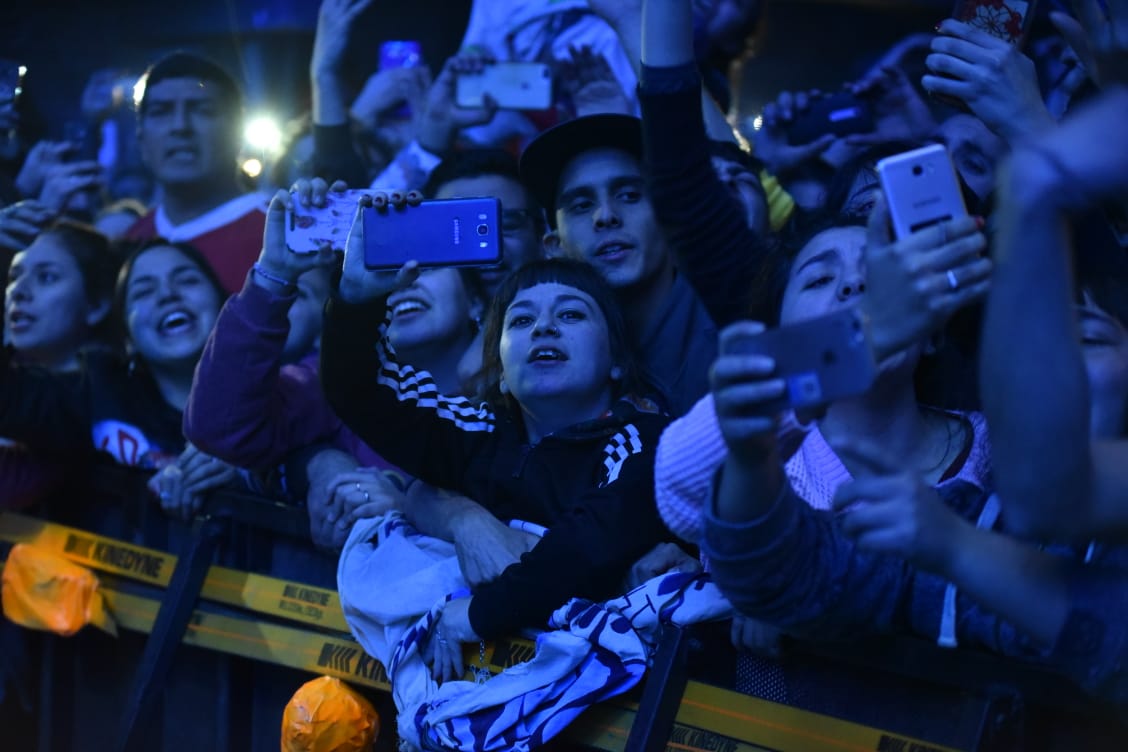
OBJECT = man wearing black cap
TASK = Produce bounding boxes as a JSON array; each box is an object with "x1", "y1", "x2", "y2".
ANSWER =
[{"x1": 520, "y1": 113, "x2": 719, "y2": 416}]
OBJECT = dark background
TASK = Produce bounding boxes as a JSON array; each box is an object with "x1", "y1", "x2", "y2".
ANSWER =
[{"x1": 0, "y1": 0, "x2": 948, "y2": 140}]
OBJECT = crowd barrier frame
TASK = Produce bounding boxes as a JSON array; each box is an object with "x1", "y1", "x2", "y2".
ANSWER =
[{"x1": 2, "y1": 479, "x2": 1125, "y2": 752}]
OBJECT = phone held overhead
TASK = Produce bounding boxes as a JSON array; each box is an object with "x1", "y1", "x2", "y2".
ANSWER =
[
  {"x1": 877, "y1": 144, "x2": 969, "y2": 240},
  {"x1": 285, "y1": 191, "x2": 503, "y2": 271}
]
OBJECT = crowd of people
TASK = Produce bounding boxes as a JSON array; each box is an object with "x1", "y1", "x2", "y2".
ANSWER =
[{"x1": 2, "y1": 0, "x2": 1128, "y2": 748}]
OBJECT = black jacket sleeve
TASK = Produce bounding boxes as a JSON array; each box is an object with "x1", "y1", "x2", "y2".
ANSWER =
[
  {"x1": 0, "y1": 347, "x2": 91, "y2": 453},
  {"x1": 639, "y1": 63, "x2": 775, "y2": 326},
  {"x1": 468, "y1": 420, "x2": 671, "y2": 639},
  {"x1": 319, "y1": 294, "x2": 495, "y2": 492}
]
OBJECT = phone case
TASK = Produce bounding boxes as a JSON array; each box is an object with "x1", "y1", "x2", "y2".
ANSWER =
[
  {"x1": 723, "y1": 309, "x2": 877, "y2": 412},
  {"x1": 363, "y1": 197, "x2": 502, "y2": 270},
  {"x1": 285, "y1": 191, "x2": 365, "y2": 254},
  {"x1": 455, "y1": 62, "x2": 553, "y2": 111},
  {"x1": 877, "y1": 144, "x2": 969, "y2": 240},
  {"x1": 787, "y1": 92, "x2": 875, "y2": 146},
  {"x1": 953, "y1": 0, "x2": 1036, "y2": 46}
]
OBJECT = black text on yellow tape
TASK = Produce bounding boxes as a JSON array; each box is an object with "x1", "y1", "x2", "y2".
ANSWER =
[{"x1": 1, "y1": 514, "x2": 965, "y2": 752}]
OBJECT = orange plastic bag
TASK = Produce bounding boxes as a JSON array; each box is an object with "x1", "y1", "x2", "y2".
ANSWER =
[
  {"x1": 281, "y1": 675, "x2": 380, "y2": 752},
  {"x1": 1, "y1": 543, "x2": 116, "y2": 636}
]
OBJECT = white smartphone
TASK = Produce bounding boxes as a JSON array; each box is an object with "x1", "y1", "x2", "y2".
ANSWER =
[
  {"x1": 876, "y1": 144, "x2": 969, "y2": 240},
  {"x1": 285, "y1": 190, "x2": 365, "y2": 253},
  {"x1": 455, "y1": 62, "x2": 553, "y2": 111}
]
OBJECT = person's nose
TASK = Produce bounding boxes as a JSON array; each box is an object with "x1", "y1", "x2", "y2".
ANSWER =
[
  {"x1": 837, "y1": 275, "x2": 866, "y2": 301},
  {"x1": 592, "y1": 199, "x2": 621, "y2": 230},
  {"x1": 8, "y1": 276, "x2": 31, "y2": 302},
  {"x1": 532, "y1": 314, "x2": 559, "y2": 338}
]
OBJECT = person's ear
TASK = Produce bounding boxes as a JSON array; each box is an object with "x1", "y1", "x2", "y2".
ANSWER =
[
  {"x1": 469, "y1": 299, "x2": 485, "y2": 330},
  {"x1": 86, "y1": 298, "x2": 112, "y2": 328},
  {"x1": 499, "y1": 377, "x2": 509, "y2": 395},
  {"x1": 542, "y1": 230, "x2": 563, "y2": 258},
  {"x1": 610, "y1": 365, "x2": 623, "y2": 381}
]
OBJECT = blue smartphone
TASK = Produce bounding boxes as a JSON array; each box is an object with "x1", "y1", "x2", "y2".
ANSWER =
[{"x1": 362, "y1": 197, "x2": 502, "y2": 270}]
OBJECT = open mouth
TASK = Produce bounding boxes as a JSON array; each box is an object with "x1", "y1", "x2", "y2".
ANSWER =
[
  {"x1": 7, "y1": 310, "x2": 35, "y2": 331},
  {"x1": 528, "y1": 347, "x2": 567, "y2": 363},
  {"x1": 165, "y1": 146, "x2": 198, "y2": 161},
  {"x1": 595, "y1": 241, "x2": 633, "y2": 259},
  {"x1": 391, "y1": 298, "x2": 429, "y2": 318},
  {"x1": 157, "y1": 309, "x2": 197, "y2": 336}
]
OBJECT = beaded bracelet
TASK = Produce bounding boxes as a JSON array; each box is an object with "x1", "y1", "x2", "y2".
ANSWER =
[{"x1": 252, "y1": 262, "x2": 297, "y2": 290}]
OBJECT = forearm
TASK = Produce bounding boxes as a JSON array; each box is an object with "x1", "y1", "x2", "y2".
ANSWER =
[
  {"x1": 403, "y1": 488, "x2": 491, "y2": 542},
  {"x1": 714, "y1": 451, "x2": 784, "y2": 525},
  {"x1": 982, "y1": 156, "x2": 1091, "y2": 539},
  {"x1": 940, "y1": 522, "x2": 1070, "y2": 646},
  {"x1": 312, "y1": 72, "x2": 350, "y2": 127}
]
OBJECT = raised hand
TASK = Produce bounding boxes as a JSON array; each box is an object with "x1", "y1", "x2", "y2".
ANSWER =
[
  {"x1": 711, "y1": 321, "x2": 786, "y2": 466},
  {"x1": 338, "y1": 190, "x2": 422, "y2": 303},
  {"x1": 923, "y1": 20, "x2": 1054, "y2": 142},
  {"x1": 350, "y1": 66, "x2": 432, "y2": 128},
  {"x1": 862, "y1": 193, "x2": 990, "y2": 362},
  {"x1": 0, "y1": 200, "x2": 53, "y2": 251},
  {"x1": 752, "y1": 90, "x2": 835, "y2": 177},
  {"x1": 255, "y1": 181, "x2": 339, "y2": 290},
  {"x1": 416, "y1": 53, "x2": 499, "y2": 156},
  {"x1": 38, "y1": 160, "x2": 102, "y2": 214},
  {"x1": 310, "y1": 0, "x2": 374, "y2": 78}
]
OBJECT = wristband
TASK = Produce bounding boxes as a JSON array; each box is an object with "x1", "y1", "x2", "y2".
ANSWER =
[{"x1": 252, "y1": 262, "x2": 297, "y2": 291}]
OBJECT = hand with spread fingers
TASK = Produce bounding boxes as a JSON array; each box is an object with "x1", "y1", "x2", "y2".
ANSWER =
[
  {"x1": 923, "y1": 20, "x2": 1055, "y2": 142},
  {"x1": 38, "y1": 160, "x2": 102, "y2": 214},
  {"x1": 862, "y1": 192, "x2": 990, "y2": 363},
  {"x1": 830, "y1": 438, "x2": 965, "y2": 573},
  {"x1": 415, "y1": 53, "x2": 499, "y2": 157}
]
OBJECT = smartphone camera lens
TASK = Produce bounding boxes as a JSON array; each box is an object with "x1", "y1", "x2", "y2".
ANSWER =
[
  {"x1": 476, "y1": 224, "x2": 489, "y2": 236},
  {"x1": 912, "y1": 165, "x2": 923, "y2": 176}
]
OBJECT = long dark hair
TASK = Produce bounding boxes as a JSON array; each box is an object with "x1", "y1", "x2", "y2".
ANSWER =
[
  {"x1": 476, "y1": 258, "x2": 640, "y2": 413},
  {"x1": 111, "y1": 239, "x2": 226, "y2": 345}
]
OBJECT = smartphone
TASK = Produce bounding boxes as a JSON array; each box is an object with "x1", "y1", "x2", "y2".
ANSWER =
[
  {"x1": 952, "y1": 0, "x2": 1037, "y2": 47},
  {"x1": 363, "y1": 197, "x2": 502, "y2": 270},
  {"x1": 63, "y1": 119, "x2": 100, "y2": 162},
  {"x1": 285, "y1": 190, "x2": 365, "y2": 254},
  {"x1": 455, "y1": 62, "x2": 553, "y2": 111},
  {"x1": 877, "y1": 144, "x2": 969, "y2": 240},
  {"x1": 722, "y1": 309, "x2": 877, "y2": 412},
  {"x1": 787, "y1": 92, "x2": 875, "y2": 146}
]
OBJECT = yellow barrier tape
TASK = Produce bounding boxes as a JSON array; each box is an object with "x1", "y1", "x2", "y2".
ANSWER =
[{"x1": 0, "y1": 514, "x2": 965, "y2": 752}]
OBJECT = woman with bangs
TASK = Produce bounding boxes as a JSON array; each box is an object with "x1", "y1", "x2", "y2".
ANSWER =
[{"x1": 320, "y1": 191, "x2": 676, "y2": 681}]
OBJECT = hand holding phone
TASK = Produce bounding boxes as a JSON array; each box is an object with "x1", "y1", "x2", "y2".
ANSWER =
[
  {"x1": 362, "y1": 195, "x2": 501, "y2": 270},
  {"x1": 720, "y1": 309, "x2": 878, "y2": 414},
  {"x1": 455, "y1": 62, "x2": 553, "y2": 111},
  {"x1": 877, "y1": 144, "x2": 968, "y2": 240},
  {"x1": 286, "y1": 188, "x2": 364, "y2": 253},
  {"x1": 786, "y1": 91, "x2": 875, "y2": 146}
]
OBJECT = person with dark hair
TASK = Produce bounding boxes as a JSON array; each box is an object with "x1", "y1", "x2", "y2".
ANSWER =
[
  {"x1": 0, "y1": 238, "x2": 240, "y2": 521},
  {"x1": 5, "y1": 220, "x2": 115, "y2": 371},
  {"x1": 122, "y1": 51, "x2": 267, "y2": 294},
  {"x1": 422, "y1": 148, "x2": 544, "y2": 296},
  {"x1": 321, "y1": 197, "x2": 675, "y2": 677},
  {"x1": 520, "y1": 113, "x2": 726, "y2": 416}
]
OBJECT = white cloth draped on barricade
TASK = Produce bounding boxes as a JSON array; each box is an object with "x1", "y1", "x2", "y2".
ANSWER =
[{"x1": 338, "y1": 511, "x2": 733, "y2": 751}]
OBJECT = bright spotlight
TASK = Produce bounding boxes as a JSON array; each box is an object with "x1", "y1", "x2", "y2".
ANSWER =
[
  {"x1": 245, "y1": 115, "x2": 283, "y2": 154},
  {"x1": 242, "y1": 158, "x2": 263, "y2": 178}
]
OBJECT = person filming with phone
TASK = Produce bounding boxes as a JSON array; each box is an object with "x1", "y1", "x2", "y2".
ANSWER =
[{"x1": 320, "y1": 191, "x2": 677, "y2": 681}]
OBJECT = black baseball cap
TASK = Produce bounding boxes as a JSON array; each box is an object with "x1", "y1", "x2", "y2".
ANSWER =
[{"x1": 519, "y1": 114, "x2": 643, "y2": 227}]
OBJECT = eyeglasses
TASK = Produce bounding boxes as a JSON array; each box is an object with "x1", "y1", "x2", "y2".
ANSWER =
[{"x1": 501, "y1": 208, "x2": 537, "y2": 234}]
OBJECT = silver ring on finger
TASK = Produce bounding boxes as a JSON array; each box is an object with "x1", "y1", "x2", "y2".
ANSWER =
[
  {"x1": 946, "y1": 269, "x2": 960, "y2": 291},
  {"x1": 363, "y1": 490, "x2": 370, "y2": 503}
]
